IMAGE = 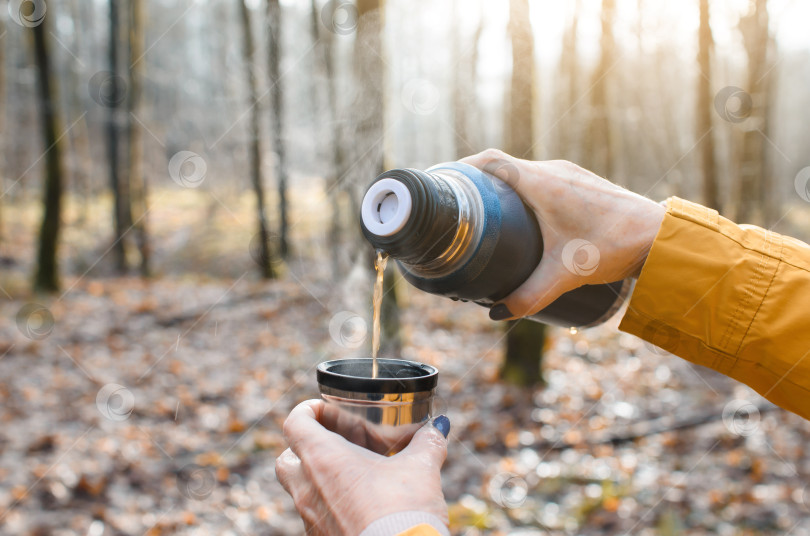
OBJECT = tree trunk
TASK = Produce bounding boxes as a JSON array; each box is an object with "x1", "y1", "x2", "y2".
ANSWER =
[
  {"x1": 585, "y1": 0, "x2": 616, "y2": 180},
  {"x1": 502, "y1": 0, "x2": 545, "y2": 387},
  {"x1": 107, "y1": 0, "x2": 129, "y2": 272},
  {"x1": 239, "y1": 0, "x2": 276, "y2": 279},
  {"x1": 759, "y1": 41, "x2": 776, "y2": 226},
  {"x1": 506, "y1": 0, "x2": 534, "y2": 160},
  {"x1": 31, "y1": 16, "x2": 66, "y2": 292},
  {"x1": 503, "y1": 320, "x2": 547, "y2": 387},
  {"x1": 558, "y1": 0, "x2": 580, "y2": 163},
  {"x1": 67, "y1": 0, "x2": 94, "y2": 225},
  {"x1": 468, "y1": 18, "x2": 484, "y2": 151},
  {"x1": 450, "y1": 0, "x2": 483, "y2": 159},
  {"x1": 127, "y1": 0, "x2": 150, "y2": 276},
  {"x1": 353, "y1": 0, "x2": 385, "y2": 185},
  {"x1": 310, "y1": 0, "x2": 346, "y2": 276},
  {"x1": 380, "y1": 256, "x2": 401, "y2": 356},
  {"x1": 0, "y1": 10, "x2": 5, "y2": 246},
  {"x1": 697, "y1": 0, "x2": 719, "y2": 211},
  {"x1": 451, "y1": 2, "x2": 483, "y2": 159},
  {"x1": 451, "y1": 0, "x2": 466, "y2": 159},
  {"x1": 735, "y1": 0, "x2": 770, "y2": 224},
  {"x1": 355, "y1": 0, "x2": 400, "y2": 355},
  {"x1": 266, "y1": 0, "x2": 289, "y2": 259}
]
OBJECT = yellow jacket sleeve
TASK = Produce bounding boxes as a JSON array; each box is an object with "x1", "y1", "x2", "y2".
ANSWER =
[
  {"x1": 395, "y1": 525, "x2": 444, "y2": 536},
  {"x1": 619, "y1": 197, "x2": 810, "y2": 420}
]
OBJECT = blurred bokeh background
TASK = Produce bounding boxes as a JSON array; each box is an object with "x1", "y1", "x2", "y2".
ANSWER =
[{"x1": 2, "y1": 0, "x2": 810, "y2": 534}]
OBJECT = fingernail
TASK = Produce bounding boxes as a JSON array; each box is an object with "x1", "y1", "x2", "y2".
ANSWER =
[
  {"x1": 433, "y1": 415, "x2": 450, "y2": 438},
  {"x1": 489, "y1": 303, "x2": 512, "y2": 321}
]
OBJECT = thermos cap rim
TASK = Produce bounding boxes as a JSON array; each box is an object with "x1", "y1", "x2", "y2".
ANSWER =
[
  {"x1": 317, "y1": 358, "x2": 438, "y2": 394},
  {"x1": 361, "y1": 179, "x2": 413, "y2": 237}
]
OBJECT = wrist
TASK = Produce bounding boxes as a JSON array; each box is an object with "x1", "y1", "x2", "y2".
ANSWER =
[
  {"x1": 359, "y1": 511, "x2": 450, "y2": 536},
  {"x1": 629, "y1": 199, "x2": 666, "y2": 279}
]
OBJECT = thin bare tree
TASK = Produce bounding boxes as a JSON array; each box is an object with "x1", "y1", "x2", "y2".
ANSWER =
[
  {"x1": 266, "y1": 0, "x2": 289, "y2": 258},
  {"x1": 736, "y1": 0, "x2": 774, "y2": 224},
  {"x1": 586, "y1": 0, "x2": 616, "y2": 180},
  {"x1": 0, "y1": 10, "x2": 5, "y2": 246},
  {"x1": 107, "y1": 0, "x2": 130, "y2": 272},
  {"x1": 503, "y1": 0, "x2": 546, "y2": 387},
  {"x1": 451, "y1": 0, "x2": 483, "y2": 159},
  {"x1": 239, "y1": 0, "x2": 276, "y2": 279},
  {"x1": 309, "y1": 0, "x2": 346, "y2": 275},
  {"x1": 355, "y1": 0, "x2": 400, "y2": 355},
  {"x1": 127, "y1": 0, "x2": 150, "y2": 276},
  {"x1": 558, "y1": 0, "x2": 581, "y2": 163},
  {"x1": 697, "y1": 0, "x2": 719, "y2": 210},
  {"x1": 66, "y1": 0, "x2": 93, "y2": 224},
  {"x1": 31, "y1": 15, "x2": 66, "y2": 291}
]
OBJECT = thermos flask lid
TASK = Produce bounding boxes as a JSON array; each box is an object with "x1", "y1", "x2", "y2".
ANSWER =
[{"x1": 361, "y1": 178, "x2": 413, "y2": 237}]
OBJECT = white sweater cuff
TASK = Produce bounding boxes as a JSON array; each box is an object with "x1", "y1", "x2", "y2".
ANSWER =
[{"x1": 359, "y1": 511, "x2": 450, "y2": 536}]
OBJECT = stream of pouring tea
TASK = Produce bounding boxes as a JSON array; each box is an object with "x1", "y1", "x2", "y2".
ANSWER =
[{"x1": 371, "y1": 250, "x2": 388, "y2": 379}]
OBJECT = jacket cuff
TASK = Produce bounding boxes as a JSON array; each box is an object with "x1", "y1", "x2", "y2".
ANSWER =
[
  {"x1": 359, "y1": 512, "x2": 449, "y2": 536},
  {"x1": 619, "y1": 196, "x2": 780, "y2": 375}
]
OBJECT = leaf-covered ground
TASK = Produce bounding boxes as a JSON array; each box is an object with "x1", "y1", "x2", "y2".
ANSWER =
[
  {"x1": 2, "y1": 191, "x2": 810, "y2": 535},
  {"x1": 2, "y1": 271, "x2": 810, "y2": 536}
]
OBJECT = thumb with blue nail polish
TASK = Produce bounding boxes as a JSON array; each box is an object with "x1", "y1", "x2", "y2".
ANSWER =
[
  {"x1": 399, "y1": 414, "x2": 450, "y2": 472},
  {"x1": 432, "y1": 414, "x2": 451, "y2": 438}
]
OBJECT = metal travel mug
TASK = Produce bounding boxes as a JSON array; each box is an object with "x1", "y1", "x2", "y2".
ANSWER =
[{"x1": 316, "y1": 358, "x2": 438, "y2": 455}]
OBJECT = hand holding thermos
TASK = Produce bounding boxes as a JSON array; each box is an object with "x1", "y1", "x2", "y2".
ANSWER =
[
  {"x1": 459, "y1": 149, "x2": 666, "y2": 320},
  {"x1": 360, "y1": 149, "x2": 665, "y2": 327}
]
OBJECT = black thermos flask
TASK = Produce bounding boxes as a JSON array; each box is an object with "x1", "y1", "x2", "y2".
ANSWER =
[{"x1": 359, "y1": 162, "x2": 631, "y2": 328}]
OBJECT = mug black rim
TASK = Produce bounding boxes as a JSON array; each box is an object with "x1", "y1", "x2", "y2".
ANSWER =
[{"x1": 317, "y1": 358, "x2": 438, "y2": 394}]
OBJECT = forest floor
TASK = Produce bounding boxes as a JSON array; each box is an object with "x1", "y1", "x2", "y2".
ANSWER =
[{"x1": 2, "y1": 189, "x2": 810, "y2": 535}]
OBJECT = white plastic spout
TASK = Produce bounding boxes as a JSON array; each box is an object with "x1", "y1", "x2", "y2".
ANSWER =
[{"x1": 361, "y1": 178, "x2": 413, "y2": 237}]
